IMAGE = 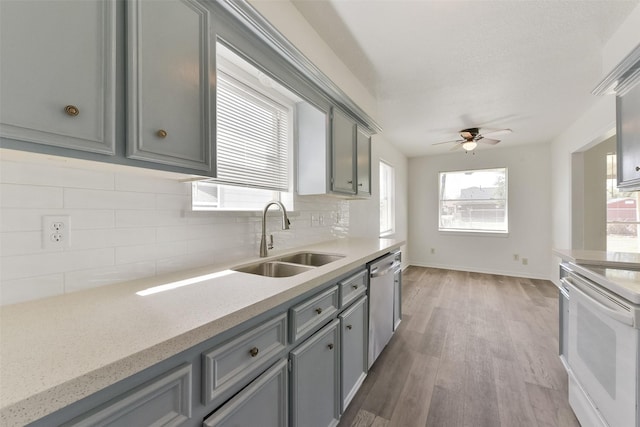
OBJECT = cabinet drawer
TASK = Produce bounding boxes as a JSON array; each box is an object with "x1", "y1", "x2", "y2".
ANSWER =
[
  {"x1": 66, "y1": 364, "x2": 192, "y2": 427},
  {"x1": 339, "y1": 270, "x2": 367, "y2": 308},
  {"x1": 202, "y1": 313, "x2": 287, "y2": 405},
  {"x1": 290, "y1": 286, "x2": 339, "y2": 343},
  {"x1": 203, "y1": 359, "x2": 288, "y2": 427}
]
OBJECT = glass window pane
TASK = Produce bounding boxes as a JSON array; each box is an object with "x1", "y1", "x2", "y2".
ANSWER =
[
  {"x1": 380, "y1": 161, "x2": 395, "y2": 236},
  {"x1": 439, "y1": 168, "x2": 508, "y2": 233}
]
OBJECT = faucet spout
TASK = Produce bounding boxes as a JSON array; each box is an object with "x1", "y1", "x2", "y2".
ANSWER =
[{"x1": 260, "y1": 200, "x2": 290, "y2": 257}]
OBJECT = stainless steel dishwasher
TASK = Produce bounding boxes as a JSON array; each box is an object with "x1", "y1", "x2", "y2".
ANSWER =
[{"x1": 368, "y1": 250, "x2": 401, "y2": 368}]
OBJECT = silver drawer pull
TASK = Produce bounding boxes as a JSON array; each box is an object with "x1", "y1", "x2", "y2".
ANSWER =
[
  {"x1": 315, "y1": 307, "x2": 322, "y2": 315},
  {"x1": 352, "y1": 285, "x2": 358, "y2": 290},
  {"x1": 346, "y1": 325, "x2": 352, "y2": 330},
  {"x1": 327, "y1": 343, "x2": 334, "y2": 350},
  {"x1": 249, "y1": 347, "x2": 259, "y2": 357}
]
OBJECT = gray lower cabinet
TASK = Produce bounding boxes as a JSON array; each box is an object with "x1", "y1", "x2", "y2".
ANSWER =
[
  {"x1": 290, "y1": 319, "x2": 341, "y2": 427},
  {"x1": 202, "y1": 313, "x2": 287, "y2": 408},
  {"x1": 340, "y1": 296, "x2": 368, "y2": 412},
  {"x1": 64, "y1": 364, "x2": 192, "y2": 427},
  {"x1": 202, "y1": 359, "x2": 288, "y2": 427}
]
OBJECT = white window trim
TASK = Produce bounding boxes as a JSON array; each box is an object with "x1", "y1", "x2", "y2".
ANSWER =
[{"x1": 380, "y1": 160, "x2": 395, "y2": 237}]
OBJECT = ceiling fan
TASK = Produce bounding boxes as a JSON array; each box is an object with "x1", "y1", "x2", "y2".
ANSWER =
[{"x1": 432, "y1": 127, "x2": 512, "y2": 151}]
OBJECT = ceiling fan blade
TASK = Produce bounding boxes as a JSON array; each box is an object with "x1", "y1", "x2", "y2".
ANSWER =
[
  {"x1": 449, "y1": 143, "x2": 463, "y2": 151},
  {"x1": 460, "y1": 131, "x2": 473, "y2": 139},
  {"x1": 479, "y1": 138, "x2": 500, "y2": 145},
  {"x1": 432, "y1": 139, "x2": 463, "y2": 146},
  {"x1": 480, "y1": 128, "x2": 512, "y2": 138}
]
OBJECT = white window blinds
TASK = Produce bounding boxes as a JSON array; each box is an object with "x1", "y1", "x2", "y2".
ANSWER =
[{"x1": 216, "y1": 71, "x2": 290, "y2": 192}]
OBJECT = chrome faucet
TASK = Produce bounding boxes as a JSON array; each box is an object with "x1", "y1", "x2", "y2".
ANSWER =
[{"x1": 260, "y1": 200, "x2": 290, "y2": 257}]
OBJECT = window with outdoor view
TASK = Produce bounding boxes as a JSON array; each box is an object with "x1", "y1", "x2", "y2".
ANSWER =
[
  {"x1": 439, "y1": 167, "x2": 508, "y2": 233},
  {"x1": 606, "y1": 153, "x2": 640, "y2": 252}
]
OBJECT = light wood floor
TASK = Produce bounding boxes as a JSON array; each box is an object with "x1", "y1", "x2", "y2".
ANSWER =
[{"x1": 338, "y1": 266, "x2": 580, "y2": 427}]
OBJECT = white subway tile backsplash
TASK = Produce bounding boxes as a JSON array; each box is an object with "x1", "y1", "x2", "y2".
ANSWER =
[
  {"x1": 1, "y1": 248, "x2": 115, "y2": 281},
  {"x1": 115, "y1": 242, "x2": 187, "y2": 265},
  {"x1": 0, "y1": 231, "x2": 51, "y2": 256},
  {"x1": 64, "y1": 261, "x2": 156, "y2": 293},
  {"x1": 115, "y1": 173, "x2": 190, "y2": 194},
  {"x1": 0, "y1": 160, "x2": 114, "y2": 190},
  {"x1": 72, "y1": 228, "x2": 157, "y2": 250},
  {"x1": 0, "y1": 275, "x2": 64, "y2": 305},
  {"x1": 0, "y1": 184, "x2": 63, "y2": 208},
  {"x1": 64, "y1": 188, "x2": 156, "y2": 210},
  {"x1": 156, "y1": 193, "x2": 191, "y2": 210},
  {"x1": 1, "y1": 156, "x2": 352, "y2": 305},
  {"x1": 115, "y1": 210, "x2": 158, "y2": 228}
]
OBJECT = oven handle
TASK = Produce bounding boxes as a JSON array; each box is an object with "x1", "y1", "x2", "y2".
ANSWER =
[{"x1": 562, "y1": 277, "x2": 634, "y2": 326}]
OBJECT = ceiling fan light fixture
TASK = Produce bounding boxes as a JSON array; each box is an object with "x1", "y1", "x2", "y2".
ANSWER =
[{"x1": 462, "y1": 141, "x2": 477, "y2": 151}]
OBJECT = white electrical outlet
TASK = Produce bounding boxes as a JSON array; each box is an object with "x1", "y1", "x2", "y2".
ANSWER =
[
  {"x1": 522, "y1": 258, "x2": 528, "y2": 265},
  {"x1": 430, "y1": 248, "x2": 435, "y2": 254},
  {"x1": 513, "y1": 254, "x2": 519, "y2": 261},
  {"x1": 43, "y1": 215, "x2": 70, "y2": 249}
]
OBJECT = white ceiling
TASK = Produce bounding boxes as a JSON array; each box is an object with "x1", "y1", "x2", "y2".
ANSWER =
[{"x1": 291, "y1": 0, "x2": 639, "y2": 157}]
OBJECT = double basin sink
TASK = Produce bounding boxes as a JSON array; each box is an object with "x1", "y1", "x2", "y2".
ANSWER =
[{"x1": 233, "y1": 252, "x2": 345, "y2": 278}]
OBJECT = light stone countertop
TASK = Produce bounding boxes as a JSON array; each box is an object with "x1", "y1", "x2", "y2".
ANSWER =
[
  {"x1": 554, "y1": 248, "x2": 640, "y2": 304},
  {"x1": 553, "y1": 248, "x2": 640, "y2": 269},
  {"x1": 0, "y1": 237, "x2": 404, "y2": 426}
]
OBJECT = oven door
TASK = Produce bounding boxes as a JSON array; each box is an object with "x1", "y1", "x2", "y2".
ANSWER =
[{"x1": 565, "y1": 273, "x2": 638, "y2": 427}]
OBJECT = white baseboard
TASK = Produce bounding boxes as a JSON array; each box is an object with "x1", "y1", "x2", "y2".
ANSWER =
[{"x1": 406, "y1": 260, "x2": 551, "y2": 281}]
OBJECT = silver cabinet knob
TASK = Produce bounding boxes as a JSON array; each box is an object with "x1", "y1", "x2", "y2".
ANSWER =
[{"x1": 249, "y1": 347, "x2": 259, "y2": 357}]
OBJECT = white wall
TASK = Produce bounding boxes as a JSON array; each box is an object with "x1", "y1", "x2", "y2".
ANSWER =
[
  {"x1": 550, "y1": 4, "x2": 640, "y2": 284},
  {"x1": 349, "y1": 133, "x2": 409, "y2": 265},
  {"x1": 409, "y1": 143, "x2": 551, "y2": 279}
]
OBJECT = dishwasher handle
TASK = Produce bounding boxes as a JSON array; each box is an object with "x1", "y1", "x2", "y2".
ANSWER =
[{"x1": 370, "y1": 261, "x2": 401, "y2": 278}]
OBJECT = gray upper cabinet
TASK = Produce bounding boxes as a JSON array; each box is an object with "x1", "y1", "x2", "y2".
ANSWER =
[
  {"x1": 331, "y1": 108, "x2": 357, "y2": 195},
  {"x1": 126, "y1": 0, "x2": 214, "y2": 173},
  {"x1": 617, "y1": 81, "x2": 640, "y2": 190},
  {"x1": 297, "y1": 103, "x2": 371, "y2": 197},
  {"x1": 0, "y1": 0, "x2": 116, "y2": 154},
  {"x1": 290, "y1": 319, "x2": 341, "y2": 427},
  {"x1": 356, "y1": 127, "x2": 372, "y2": 196}
]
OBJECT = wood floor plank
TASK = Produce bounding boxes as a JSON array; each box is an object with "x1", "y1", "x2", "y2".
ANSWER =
[
  {"x1": 338, "y1": 267, "x2": 577, "y2": 427},
  {"x1": 525, "y1": 382, "x2": 580, "y2": 427},
  {"x1": 387, "y1": 355, "x2": 439, "y2": 427},
  {"x1": 493, "y1": 359, "x2": 540, "y2": 427}
]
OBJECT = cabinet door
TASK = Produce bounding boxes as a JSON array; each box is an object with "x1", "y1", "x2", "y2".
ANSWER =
[
  {"x1": 331, "y1": 108, "x2": 356, "y2": 194},
  {"x1": 290, "y1": 319, "x2": 341, "y2": 427},
  {"x1": 66, "y1": 365, "x2": 192, "y2": 427},
  {"x1": 0, "y1": 0, "x2": 116, "y2": 154},
  {"x1": 127, "y1": 0, "x2": 214, "y2": 173},
  {"x1": 616, "y1": 83, "x2": 640, "y2": 189},
  {"x1": 356, "y1": 127, "x2": 372, "y2": 196},
  {"x1": 340, "y1": 296, "x2": 368, "y2": 412},
  {"x1": 203, "y1": 359, "x2": 288, "y2": 427},
  {"x1": 393, "y1": 270, "x2": 402, "y2": 331}
]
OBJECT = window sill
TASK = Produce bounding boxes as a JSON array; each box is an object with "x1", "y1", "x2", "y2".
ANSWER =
[{"x1": 438, "y1": 229, "x2": 509, "y2": 238}]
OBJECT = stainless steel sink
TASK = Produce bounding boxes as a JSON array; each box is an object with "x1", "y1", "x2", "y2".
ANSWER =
[
  {"x1": 275, "y1": 252, "x2": 345, "y2": 267},
  {"x1": 233, "y1": 261, "x2": 313, "y2": 277}
]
